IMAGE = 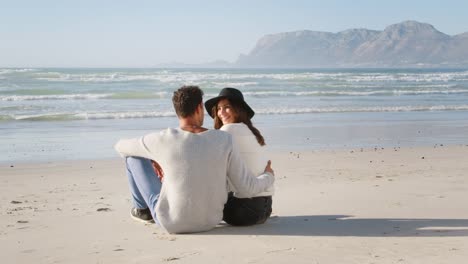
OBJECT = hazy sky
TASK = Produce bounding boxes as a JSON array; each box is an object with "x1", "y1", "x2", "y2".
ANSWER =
[{"x1": 2, "y1": 0, "x2": 468, "y2": 67}]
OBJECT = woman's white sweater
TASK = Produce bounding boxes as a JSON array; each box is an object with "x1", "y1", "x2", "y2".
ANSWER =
[{"x1": 221, "y1": 123, "x2": 275, "y2": 198}]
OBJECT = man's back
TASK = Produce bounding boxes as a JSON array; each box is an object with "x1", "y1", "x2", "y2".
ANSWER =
[{"x1": 152, "y1": 128, "x2": 232, "y2": 233}]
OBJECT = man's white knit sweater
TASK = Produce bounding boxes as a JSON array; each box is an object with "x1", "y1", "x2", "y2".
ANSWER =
[{"x1": 114, "y1": 128, "x2": 274, "y2": 234}]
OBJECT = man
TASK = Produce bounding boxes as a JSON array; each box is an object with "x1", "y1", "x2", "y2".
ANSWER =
[{"x1": 114, "y1": 85, "x2": 274, "y2": 234}]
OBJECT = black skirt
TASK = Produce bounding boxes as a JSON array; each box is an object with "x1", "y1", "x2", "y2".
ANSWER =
[{"x1": 223, "y1": 192, "x2": 273, "y2": 226}]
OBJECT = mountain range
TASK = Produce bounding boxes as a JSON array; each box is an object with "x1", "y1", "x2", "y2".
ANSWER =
[{"x1": 235, "y1": 21, "x2": 468, "y2": 68}]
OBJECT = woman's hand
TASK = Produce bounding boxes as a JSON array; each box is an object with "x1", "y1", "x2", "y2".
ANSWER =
[{"x1": 264, "y1": 160, "x2": 274, "y2": 176}]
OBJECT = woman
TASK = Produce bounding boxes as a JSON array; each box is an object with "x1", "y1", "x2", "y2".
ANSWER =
[{"x1": 205, "y1": 87, "x2": 274, "y2": 226}]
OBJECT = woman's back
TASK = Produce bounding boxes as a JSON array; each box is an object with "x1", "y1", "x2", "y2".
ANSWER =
[{"x1": 221, "y1": 123, "x2": 274, "y2": 197}]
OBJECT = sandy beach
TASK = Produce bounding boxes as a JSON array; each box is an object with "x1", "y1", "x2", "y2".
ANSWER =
[{"x1": 2, "y1": 144, "x2": 468, "y2": 263}]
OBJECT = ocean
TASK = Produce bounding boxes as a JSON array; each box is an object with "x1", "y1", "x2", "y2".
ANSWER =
[{"x1": 1, "y1": 68, "x2": 468, "y2": 163}]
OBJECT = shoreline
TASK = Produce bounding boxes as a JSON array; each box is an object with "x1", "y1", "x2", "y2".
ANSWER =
[
  {"x1": 2, "y1": 110, "x2": 468, "y2": 164},
  {"x1": 2, "y1": 145, "x2": 468, "y2": 263}
]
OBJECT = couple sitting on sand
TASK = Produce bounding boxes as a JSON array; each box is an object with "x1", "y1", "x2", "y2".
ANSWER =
[{"x1": 114, "y1": 86, "x2": 275, "y2": 234}]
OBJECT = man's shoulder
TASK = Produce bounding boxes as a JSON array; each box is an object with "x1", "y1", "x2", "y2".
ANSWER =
[
  {"x1": 149, "y1": 128, "x2": 234, "y2": 143},
  {"x1": 157, "y1": 128, "x2": 232, "y2": 140},
  {"x1": 205, "y1": 129, "x2": 232, "y2": 139},
  {"x1": 198, "y1": 130, "x2": 233, "y2": 148},
  {"x1": 143, "y1": 128, "x2": 173, "y2": 137},
  {"x1": 140, "y1": 128, "x2": 180, "y2": 144}
]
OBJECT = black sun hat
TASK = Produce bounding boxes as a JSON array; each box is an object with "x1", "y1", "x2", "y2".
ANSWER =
[{"x1": 204, "y1": 87, "x2": 255, "y2": 119}]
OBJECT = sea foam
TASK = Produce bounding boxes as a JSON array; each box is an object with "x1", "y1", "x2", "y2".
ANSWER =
[{"x1": 0, "y1": 94, "x2": 113, "y2": 101}]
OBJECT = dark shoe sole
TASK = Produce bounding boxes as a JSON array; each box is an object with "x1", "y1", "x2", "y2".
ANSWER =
[{"x1": 130, "y1": 211, "x2": 155, "y2": 224}]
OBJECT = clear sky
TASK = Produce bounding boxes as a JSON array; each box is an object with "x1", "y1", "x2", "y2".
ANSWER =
[{"x1": 1, "y1": 0, "x2": 468, "y2": 67}]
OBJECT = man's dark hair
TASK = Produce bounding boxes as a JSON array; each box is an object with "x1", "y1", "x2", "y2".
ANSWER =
[{"x1": 172, "y1": 85, "x2": 204, "y2": 117}]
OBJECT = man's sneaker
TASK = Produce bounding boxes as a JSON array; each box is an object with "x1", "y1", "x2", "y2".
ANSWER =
[{"x1": 130, "y1": 207, "x2": 155, "y2": 224}]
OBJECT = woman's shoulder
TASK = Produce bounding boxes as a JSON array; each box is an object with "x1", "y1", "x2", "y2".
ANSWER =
[{"x1": 220, "y1": 123, "x2": 249, "y2": 134}]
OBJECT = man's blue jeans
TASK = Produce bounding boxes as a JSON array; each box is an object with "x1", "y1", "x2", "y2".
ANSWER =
[{"x1": 125, "y1": 157, "x2": 162, "y2": 223}]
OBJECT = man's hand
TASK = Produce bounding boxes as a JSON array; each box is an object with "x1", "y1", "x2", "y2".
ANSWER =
[
  {"x1": 264, "y1": 160, "x2": 274, "y2": 176},
  {"x1": 151, "y1": 160, "x2": 164, "y2": 182}
]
